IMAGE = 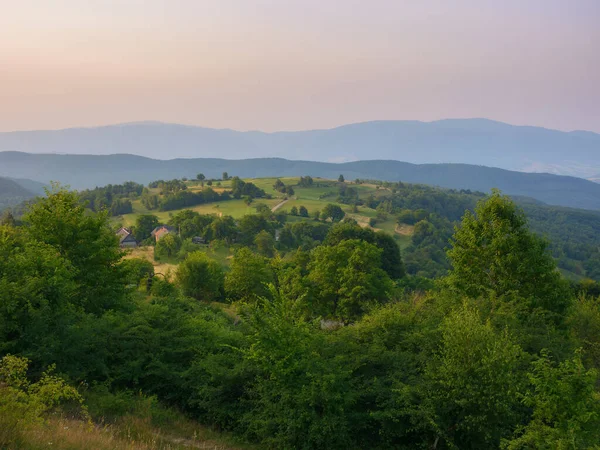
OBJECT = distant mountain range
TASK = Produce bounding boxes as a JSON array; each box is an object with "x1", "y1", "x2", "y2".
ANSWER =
[
  {"x1": 0, "y1": 119, "x2": 599, "y2": 178},
  {"x1": 2, "y1": 152, "x2": 600, "y2": 211}
]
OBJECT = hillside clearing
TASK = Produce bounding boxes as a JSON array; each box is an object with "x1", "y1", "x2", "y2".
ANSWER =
[{"x1": 123, "y1": 246, "x2": 178, "y2": 278}]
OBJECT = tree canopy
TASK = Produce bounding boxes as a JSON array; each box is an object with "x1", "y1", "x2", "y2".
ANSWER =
[{"x1": 446, "y1": 190, "x2": 570, "y2": 316}]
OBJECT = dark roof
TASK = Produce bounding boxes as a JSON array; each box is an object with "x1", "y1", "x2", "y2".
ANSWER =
[{"x1": 120, "y1": 233, "x2": 137, "y2": 244}]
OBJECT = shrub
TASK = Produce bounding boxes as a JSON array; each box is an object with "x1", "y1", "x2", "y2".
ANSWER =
[{"x1": 177, "y1": 252, "x2": 225, "y2": 301}]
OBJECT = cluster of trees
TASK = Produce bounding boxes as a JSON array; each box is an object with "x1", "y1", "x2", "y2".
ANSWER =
[
  {"x1": 521, "y1": 204, "x2": 600, "y2": 279},
  {"x1": 156, "y1": 225, "x2": 403, "y2": 324},
  {"x1": 363, "y1": 181, "x2": 481, "y2": 221},
  {"x1": 141, "y1": 181, "x2": 230, "y2": 212},
  {"x1": 298, "y1": 175, "x2": 314, "y2": 187},
  {"x1": 337, "y1": 183, "x2": 360, "y2": 204},
  {"x1": 3, "y1": 185, "x2": 600, "y2": 449},
  {"x1": 320, "y1": 203, "x2": 345, "y2": 222},
  {"x1": 156, "y1": 187, "x2": 226, "y2": 211},
  {"x1": 147, "y1": 179, "x2": 188, "y2": 193},
  {"x1": 230, "y1": 177, "x2": 267, "y2": 200},
  {"x1": 289, "y1": 205, "x2": 309, "y2": 217},
  {"x1": 352, "y1": 180, "x2": 600, "y2": 281},
  {"x1": 273, "y1": 178, "x2": 295, "y2": 196},
  {"x1": 78, "y1": 181, "x2": 143, "y2": 216},
  {"x1": 135, "y1": 173, "x2": 600, "y2": 282},
  {"x1": 141, "y1": 176, "x2": 267, "y2": 212}
]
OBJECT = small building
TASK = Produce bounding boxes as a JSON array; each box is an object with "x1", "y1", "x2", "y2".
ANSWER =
[
  {"x1": 116, "y1": 227, "x2": 137, "y2": 248},
  {"x1": 192, "y1": 236, "x2": 206, "y2": 244},
  {"x1": 151, "y1": 225, "x2": 175, "y2": 242}
]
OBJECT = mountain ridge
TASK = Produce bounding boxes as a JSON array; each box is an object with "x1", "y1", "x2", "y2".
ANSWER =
[
  {"x1": 0, "y1": 176, "x2": 43, "y2": 211},
  {"x1": 4, "y1": 117, "x2": 598, "y2": 136},
  {"x1": 2, "y1": 151, "x2": 600, "y2": 211},
  {"x1": 1, "y1": 119, "x2": 599, "y2": 178}
]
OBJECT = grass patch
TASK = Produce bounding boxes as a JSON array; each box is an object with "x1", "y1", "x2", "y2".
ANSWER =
[
  {"x1": 123, "y1": 247, "x2": 178, "y2": 279},
  {"x1": 3, "y1": 393, "x2": 254, "y2": 450}
]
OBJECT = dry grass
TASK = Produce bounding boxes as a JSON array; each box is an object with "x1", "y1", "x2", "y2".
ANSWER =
[
  {"x1": 346, "y1": 213, "x2": 371, "y2": 228},
  {"x1": 13, "y1": 416, "x2": 249, "y2": 450},
  {"x1": 395, "y1": 224, "x2": 415, "y2": 236},
  {"x1": 123, "y1": 247, "x2": 178, "y2": 279}
]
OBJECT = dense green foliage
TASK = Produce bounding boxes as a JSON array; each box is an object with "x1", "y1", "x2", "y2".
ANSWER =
[
  {"x1": 2, "y1": 183, "x2": 600, "y2": 449},
  {"x1": 158, "y1": 186, "x2": 225, "y2": 211},
  {"x1": 446, "y1": 190, "x2": 570, "y2": 318},
  {"x1": 354, "y1": 179, "x2": 600, "y2": 281},
  {"x1": 79, "y1": 181, "x2": 143, "y2": 216},
  {"x1": 177, "y1": 251, "x2": 225, "y2": 301},
  {"x1": 230, "y1": 177, "x2": 267, "y2": 200}
]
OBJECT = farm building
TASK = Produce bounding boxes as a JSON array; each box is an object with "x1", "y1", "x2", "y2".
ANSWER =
[
  {"x1": 151, "y1": 225, "x2": 175, "y2": 242},
  {"x1": 115, "y1": 227, "x2": 137, "y2": 248}
]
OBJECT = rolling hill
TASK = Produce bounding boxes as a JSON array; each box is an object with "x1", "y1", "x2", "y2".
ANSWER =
[
  {"x1": 0, "y1": 176, "x2": 45, "y2": 211},
  {"x1": 0, "y1": 119, "x2": 599, "y2": 177},
  {"x1": 1, "y1": 151, "x2": 600, "y2": 210}
]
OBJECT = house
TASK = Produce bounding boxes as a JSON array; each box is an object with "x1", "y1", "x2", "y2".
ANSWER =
[
  {"x1": 116, "y1": 227, "x2": 137, "y2": 248},
  {"x1": 151, "y1": 225, "x2": 175, "y2": 242}
]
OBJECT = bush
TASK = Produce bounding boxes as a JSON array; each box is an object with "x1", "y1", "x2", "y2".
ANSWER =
[
  {"x1": 150, "y1": 277, "x2": 178, "y2": 297},
  {"x1": 177, "y1": 252, "x2": 225, "y2": 301},
  {"x1": 154, "y1": 234, "x2": 182, "y2": 260},
  {"x1": 121, "y1": 258, "x2": 154, "y2": 286},
  {"x1": 0, "y1": 355, "x2": 90, "y2": 448}
]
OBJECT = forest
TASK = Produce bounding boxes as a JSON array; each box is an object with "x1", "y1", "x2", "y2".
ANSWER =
[{"x1": 2, "y1": 179, "x2": 600, "y2": 449}]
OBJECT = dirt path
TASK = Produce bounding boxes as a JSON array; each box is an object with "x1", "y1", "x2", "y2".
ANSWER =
[{"x1": 271, "y1": 199, "x2": 289, "y2": 212}]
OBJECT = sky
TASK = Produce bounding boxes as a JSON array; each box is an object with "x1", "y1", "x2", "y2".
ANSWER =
[{"x1": 0, "y1": 0, "x2": 599, "y2": 133}]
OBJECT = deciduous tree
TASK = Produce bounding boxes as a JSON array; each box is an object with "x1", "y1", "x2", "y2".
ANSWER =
[
  {"x1": 446, "y1": 190, "x2": 569, "y2": 316},
  {"x1": 177, "y1": 251, "x2": 224, "y2": 301}
]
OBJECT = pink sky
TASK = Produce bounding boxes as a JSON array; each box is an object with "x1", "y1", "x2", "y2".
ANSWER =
[{"x1": 1, "y1": 0, "x2": 599, "y2": 132}]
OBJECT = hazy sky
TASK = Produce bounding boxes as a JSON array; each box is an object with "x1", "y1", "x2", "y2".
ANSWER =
[{"x1": 1, "y1": 0, "x2": 599, "y2": 132}]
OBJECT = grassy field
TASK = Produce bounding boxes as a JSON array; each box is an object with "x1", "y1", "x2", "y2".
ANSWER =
[
  {"x1": 118, "y1": 198, "x2": 282, "y2": 227},
  {"x1": 116, "y1": 177, "x2": 414, "y2": 259}
]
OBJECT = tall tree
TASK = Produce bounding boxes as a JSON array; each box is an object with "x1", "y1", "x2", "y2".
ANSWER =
[
  {"x1": 23, "y1": 185, "x2": 127, "y2": 314},
  {"x1": 503, "y1": 350, "x2": 600, "y2": 449},
  {"x1": 225, "y1": 247, "x2": 273, "y2": 301},
  {"x1": 255, "y1": 230, "x2": 275, "y2": 257},
  {"x1": 321, "y1": 204, "x2": 345, "y2": 222},
  {"x1": 445, "y1": 190, "x2": 570, "y2": 316},
  {"x1": 325, "y1": 222, "x2": 405, "y2": 279},
  {"x1": 0, "y1": 225, "x2": 79, "y2": 369},
  {"x1": 135, "y1": 214, "x2": 160, "y2": 241},
  {"x1": 177, "y1": 251, "x2": 224, "y2": 301},
  {"x1": 308, "y1": 239, "x2": 393, "y2": 321},
  {"x1": 154, "y1": 233, "x2": 181, "y2": 259},
  {"x1": 210, "y1": 215, "x2": 237, "y2": 244},
  {"x1": 424, "y1": 305, "x2": 525, "y2": 448}
]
